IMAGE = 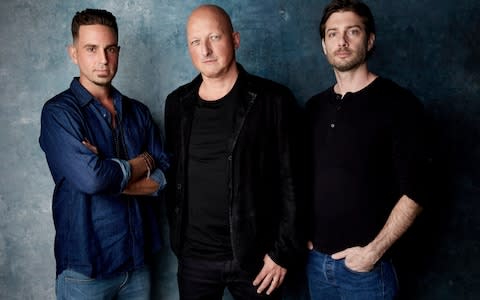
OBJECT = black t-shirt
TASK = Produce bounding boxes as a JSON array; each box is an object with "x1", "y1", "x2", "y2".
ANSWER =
[
  {"x1": 306, "y1": 77, "x2": 426, "y2": 255},
  {"x1": 183, "y1": 80, "x2": 241, "y2": 260}
]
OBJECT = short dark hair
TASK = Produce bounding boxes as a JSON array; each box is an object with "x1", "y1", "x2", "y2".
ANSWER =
[
  {"x1": 319, "y1": 0, "x2": 375, "y2": 39},
  {"x1": 71, "y1": 9, "x2": 118, "y2": 42}
]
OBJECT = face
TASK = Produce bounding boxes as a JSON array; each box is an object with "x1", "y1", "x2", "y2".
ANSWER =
[
  {"x1": 186, "y1": 7, "x2": 240, "y2": 80},
  {"x1": 69, "y1": 24, "x2": 120, "y2": 89},
  {"x1": 322, "y1": 11, "x2": 374, "y2": 72}
]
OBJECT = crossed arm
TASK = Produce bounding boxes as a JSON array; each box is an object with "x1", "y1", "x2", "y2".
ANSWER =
[{"x1": 82, "y1": 139, "x2": 160, "y2": 195}]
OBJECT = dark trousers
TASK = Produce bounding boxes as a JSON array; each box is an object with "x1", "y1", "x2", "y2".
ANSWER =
[{"x1": 177, "y1": 257, "x2": 281, "y2": 300}]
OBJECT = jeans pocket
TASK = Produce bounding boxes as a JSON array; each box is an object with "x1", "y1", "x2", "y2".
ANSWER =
[
  {"x1": 341, "y1": 259, "x2": 379, "y2": 275},
  {"x1": 63, "y1": 269, "x2": 95, "y2": 283}
]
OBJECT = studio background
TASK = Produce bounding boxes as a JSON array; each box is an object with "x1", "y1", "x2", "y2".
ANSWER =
[{"x1": 0, "y1": 0, "x2": 478, "y2": 299}]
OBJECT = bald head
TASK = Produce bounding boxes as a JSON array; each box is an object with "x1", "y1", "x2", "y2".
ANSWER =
[
  {"x1": 185, "y1": 4, "x2": 240, "y2": 81},
  {"x1": 187, "y1": 4, "x2": 234, "y2": 36}
]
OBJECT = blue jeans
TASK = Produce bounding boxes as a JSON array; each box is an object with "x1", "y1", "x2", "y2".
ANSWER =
[
  {"x1": 55, "y1": 266, "x2": 150, "y2": 300},
  {"x1": 306, "y1": 250, "x2": 398, "y2": 300},
  {"x1": 177, "y1": 257, "x2": 281, "y2": 300}
]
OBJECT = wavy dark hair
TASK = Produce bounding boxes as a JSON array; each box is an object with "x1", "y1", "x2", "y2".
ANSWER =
[{"x1": 319, "y1": 0, "x2": 376, "y2": 57}]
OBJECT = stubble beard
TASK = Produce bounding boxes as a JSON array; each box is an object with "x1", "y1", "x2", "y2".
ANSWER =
[{"x1": 329, "y1": 46, "x2": 368, "y2": 72}]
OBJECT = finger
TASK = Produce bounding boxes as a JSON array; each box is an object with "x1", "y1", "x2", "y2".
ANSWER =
[
  {"x1": 307, "y1": 241, "x2": 313, "y2": 250},
  {"x1": 83, "y1": 143, "x2": 96, "y2": 152},
  {"x1": 266, "y1": 277, "x2": 278, "y2": 295},
  {"x1": 277, "y1": 272, "x2": 286, "y2": 286},
  {"x1": 253, "y1": 269, "x2": 267, "y2": 286},
  {"x1": 82, "y1": 141, "x2": 92, "y2": 150},
  {"x1": 331, "y1": 249, "x2": 348, "y2": 260},
  {"x1": 344, "y1": 260, "x2": 366, "y2": 272},
  {"x1": 256, "y1": 273, "x2": 273, "y2": 294}
]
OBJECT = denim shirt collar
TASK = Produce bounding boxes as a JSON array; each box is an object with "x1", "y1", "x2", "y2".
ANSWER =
[{"x1": 70, "y1": 77, "x2": 123, "y2": 121}]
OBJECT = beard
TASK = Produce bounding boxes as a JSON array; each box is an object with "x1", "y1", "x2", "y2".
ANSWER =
[
  {"x1": 90, "y1": 71, "x2": 116, "y2": 87},
  {"x1": 92, "y1": 77, "x2": 113, "y2": 87},
  {"x1": 327, "y1": 45, "x2": 368, "y2": 72}
]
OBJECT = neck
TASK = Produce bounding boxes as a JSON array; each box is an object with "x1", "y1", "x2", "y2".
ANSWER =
[
  {"x1": 79, "y1": 77, "x2": 114, "y2": 112},
  {"x1": 333, "y1": 63, "x2": 377, "y2": 96},
  {"x1": 199, "y1": 65, "x2": 239, "y2": 101}
]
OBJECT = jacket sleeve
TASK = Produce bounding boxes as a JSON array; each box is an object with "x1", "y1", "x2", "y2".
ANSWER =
[{"x1": 267, "y1": 87, "x2": 307, "y2": 269}]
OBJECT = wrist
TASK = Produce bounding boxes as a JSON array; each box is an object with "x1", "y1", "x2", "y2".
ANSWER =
[
  {"x1": 365, "y1": 242, "x2": 384, "y2": 264},
  {"x1": 140, "y1": 152, "x2": 155, "y2": 178}
]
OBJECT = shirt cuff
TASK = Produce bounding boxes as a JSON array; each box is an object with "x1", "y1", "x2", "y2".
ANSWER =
[
  {"x1": 110, "y1": 158, "x2": 131, "y2": 191},
  {"x1": 149, "y1": 168, "x2": 167, "y2": 196}
]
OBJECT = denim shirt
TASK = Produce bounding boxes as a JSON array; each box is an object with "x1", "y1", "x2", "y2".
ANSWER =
[{"x1": 39, "y1": 78, "x2": 169, "y2": 278}]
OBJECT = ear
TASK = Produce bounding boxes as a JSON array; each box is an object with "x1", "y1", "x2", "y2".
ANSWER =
[
  {"x1": 367, "y1": 33, "x2": 375, "y2": 52},
  {"x1": 321, "y1": 39, "x2": 327, "y2": 55},
  {"x1": 232, "y1": 31, "x2": 240, "y2": 50},
  {"x1": 68, "y1": 44, "x2": 78, "y2": 65}
]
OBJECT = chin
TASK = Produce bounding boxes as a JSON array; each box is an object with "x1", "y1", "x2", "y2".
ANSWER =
[
  {"x1": 93, "y1": 79, "x2": 113, "y2": 86},
  {"x1": 200, "y1": 70, "x2": 223, "y2": 79}
]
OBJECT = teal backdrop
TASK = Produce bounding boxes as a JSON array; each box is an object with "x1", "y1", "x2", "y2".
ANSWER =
[{"x1": 0, "y1": 0, "x2": 479, "y2": 299}]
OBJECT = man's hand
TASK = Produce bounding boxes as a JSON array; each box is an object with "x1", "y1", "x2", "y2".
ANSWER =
[
  {"x1": 252, "y1": 254, "x2": 287, "y2": 295},
  {"x1": 332, "y1": 195, "x2": 422, "y2": 273},
  {"x1": 331, "y1": 246, "x2": 379, "y2": 272},
  {"x1": 123, "y1": 177, "x2": 159, "y2": 195},
  {"x1": 82, "y1": 139, "x2": 98, "y2": 155}
]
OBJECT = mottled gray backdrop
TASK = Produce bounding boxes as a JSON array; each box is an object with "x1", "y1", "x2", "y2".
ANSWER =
[{"x1": 0, "y1": 0, "x2": 479, "y2": 299}]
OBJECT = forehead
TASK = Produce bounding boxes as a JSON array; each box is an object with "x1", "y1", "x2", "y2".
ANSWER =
[
  {"x1": 77, "y1": 24, "x2": 117, "y2": 43},
  {"x1": 325, "y1": 11, "x2": 364, "y2": 29},
  {"x1": 187, "y1": 8, "x2": 229, "y2": 36}
]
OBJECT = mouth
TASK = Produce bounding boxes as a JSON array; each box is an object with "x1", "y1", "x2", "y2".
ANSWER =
[
  {"x1": 202, "y1": 58, "x2": 217, "y2": 64},
  {"x1": 95, "y1": 69, "x2": 110, "y2": 76},
  {"x1": 335, "y1": 50, "x2": 351, "y2": 58}
]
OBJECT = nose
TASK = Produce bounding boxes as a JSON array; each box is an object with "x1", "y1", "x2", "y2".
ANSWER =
[
  {"x1": 200, "y1": 40, "x2": 212, "y2": 57},
  {"x1": 338, "y1": 32, "x2": 348, "y2": 47},
  {"x1": 98, "y1": 49, "x2": 108, "y2": 64}
]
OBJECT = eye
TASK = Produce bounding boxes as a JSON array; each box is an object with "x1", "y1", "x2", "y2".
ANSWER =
[
  {"x1": 210, "y1": 34, "x2": 220, "y2": 41},
  {"x1": 327, "y1": 32, "x2": 336, "y2": 38},
  {"x1": 347, "y1": 28, "x2": 360, "y2": 36},
  {"x1": 106, "y1": 46, "x2": 119, "y2": 54},
  {"x1": 190, "y1": 39, "x2": 200, "y2": 46},
  {"x1": 86, "y1": 46, "x2": 96, "y2": 53}
]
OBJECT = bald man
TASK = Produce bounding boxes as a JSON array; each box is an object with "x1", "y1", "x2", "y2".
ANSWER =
[{"x1": 164, "y1": 4, "x2": 304, "y2": 300}]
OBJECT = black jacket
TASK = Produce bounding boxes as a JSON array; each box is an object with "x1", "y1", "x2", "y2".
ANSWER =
[{"x1": 164, "y1": 65, "x2": 304, "y2": 272}]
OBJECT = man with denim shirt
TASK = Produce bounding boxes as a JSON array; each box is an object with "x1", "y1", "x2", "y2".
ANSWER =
[{"x1": 39, "y1": 9, "x2": 168, "y2": 299}]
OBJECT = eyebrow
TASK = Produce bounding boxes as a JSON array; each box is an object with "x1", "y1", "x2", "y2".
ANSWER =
[
  {"x1": 327, "y1": 24, "x2": 362, "y2": 32},
  {"x1": 82, "y1": 43, "x2": 118, "y2": 48}
]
